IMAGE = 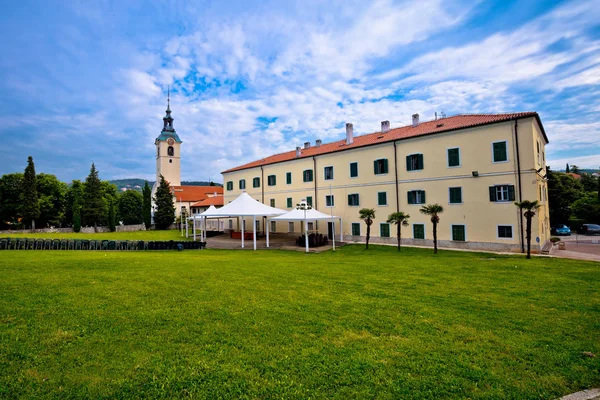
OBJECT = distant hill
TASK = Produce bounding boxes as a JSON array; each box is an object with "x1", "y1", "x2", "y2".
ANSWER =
[{"x1": 109, "y1": 179, "x2": 222, "y2": 192}]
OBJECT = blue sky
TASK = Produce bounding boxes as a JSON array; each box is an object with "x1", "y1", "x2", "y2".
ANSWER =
[{"x1": 1, "y1": 0, "x2": 599, "y2": 182}]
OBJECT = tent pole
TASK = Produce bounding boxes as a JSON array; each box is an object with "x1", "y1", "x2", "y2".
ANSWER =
[
  {"x1": 186, "y1": 218, "x2": 188, "y2": 238},
  {"x1": 305, "y1": 217, "x2": 309, "y2": 253},
  {"x1": 193, "y1": 218, "x2": 196, "y2": 241},
  {"x1": 241, "y1": 218, "x2": 245, "y2": 248},
  {"x1": 332, "y1": 220, "x2": 336, "y2": 251},
  {"x1": 266, "y1": 218, "x2": 270, "y2": 248},
  {"x1": 339, "y1": 218, "x2": 343, "y2": 243},
  {"x1": 253, "y1": 216, "x2": 257, "y2": 251}
]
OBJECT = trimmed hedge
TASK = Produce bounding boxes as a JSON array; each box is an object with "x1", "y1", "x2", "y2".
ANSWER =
[{"x1": 0, "y1": 238, "x2": 206, "y2": 251}]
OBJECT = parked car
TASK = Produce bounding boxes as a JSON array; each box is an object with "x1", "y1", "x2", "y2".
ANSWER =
[
  {"x1": 551, "y1": 224, "x2": 571, "y2": 236},
  {"x1": 580, "y1": 224, "x2": 600, "y2": 235}
]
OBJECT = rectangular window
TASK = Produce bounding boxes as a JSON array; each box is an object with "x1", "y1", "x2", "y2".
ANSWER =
[
  {"x1": 326, "y1": 194, "x2": 334, "y2": 207},
  {"x1": 406, "y1": 154, "x2": 424, "y2": 171},
  {"x1": 239, "y1": 179, "x2": 246, "y2": 190},
  {"x1": 452, "y1": 225, "x2": 466, "y2": 241},
  {"x1": 449, "y1": 187, "x2": 462, "y2": 204},
  {"x1": 286, "y1": 172, "x2": 292, "y2": 185},
  {"x1": 270, "y1": 221, "x2": 276, "y2": 233},
  {"x1": 492, "y1": 141, "x2": 508, "y2": 162},
  {"x1": 350, "y1": 162, "x2": 358, "y2": 178},
  {"x1": 268, "y1": 175, "x2": 276, "y2": 186},
  {"x1": 252, "y1": 177, "x2": 260, "y2": 188},
  {"x1": 407, "y1": 190, "x2": 426, "y2": 204},
  {"x1": 307, "y1": 222, "x2": 314, "y2": 231},
  {"x1": 288, "y1": 222, "x2": 294, "y2": 232},
  {"x1": 380, "y1": 223, "x2": 390, "y2": 238},
  {"x1": 413, "y1": 224, "x2": 425, "y2": 239},
  {"x1": 351, "y1": 223, "x2": 361, "y2": 236},
  {"x1": 228, "y1": 219, "x2": 233, "y2": 229},
  {"x1": 377, "y1": 192, "x2": 387, "y2": 206},
  {"x1": 306, "y1": 196, "x2": 313, "y2": 207},
  {"x1": 489, "y1": 185, "x2": 515, "y2": 202},
  {"x1": 373, "y1": 158, "x2": 389, "y2": 175},
  {"x1": 498, "y1": 225, "x2": 513, "y2": 238},
  {"x1": 270, "y1": 199, "x2": 275, "y2": 207},
  {"x1": 226, "y1": 181, "x2": 233, "y2": 191},
  {"x1": 447, "y1": 148, "x2": 460, "y2": 167},
  {"x1": 324, "y1": 166, "x2": 334, "y2": 180},
  {"x1": 303, "y1": 169, "x2": 313, "y2": 182},
  {"x1": 287, "y1": 197, "x2": 292, "y2": 208},
  {"x1": 348, "y1": 193, "x2": 360, "y2": 206}
]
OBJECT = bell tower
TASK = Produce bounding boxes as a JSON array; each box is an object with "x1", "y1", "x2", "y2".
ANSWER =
[{"x1": 155, "y1": 88, "x2": 181, "y2": 187}]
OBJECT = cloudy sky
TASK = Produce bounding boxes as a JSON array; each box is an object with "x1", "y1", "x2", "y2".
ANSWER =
[{"x1": 1, "y1": 0, "x2": 599, "y2": 182}]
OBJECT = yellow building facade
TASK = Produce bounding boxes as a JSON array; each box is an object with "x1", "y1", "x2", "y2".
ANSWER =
[{"x1": 222, "y1": 113, "x2": 550, "y2": 252}]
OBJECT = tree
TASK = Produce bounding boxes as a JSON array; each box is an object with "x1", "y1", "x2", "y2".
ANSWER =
[
  {"x1": 118, "y1": 190, "x2": 143, "y2": 225},
  {"x1": 154, "y1": 175, "x2": 175, "y2": 230},
  {"x1": 387, "y1": 212, "x2": 410, "y2": 251},
  {"x1": 73, "y1": 203, "x2": 81, "y2": 232},
  {"x1": 108, "y1": 198, "x2": 116, "y2": 232},
  {"x1": 420, "y1": 204, "x2": 444, "y2": 254},
  {"x1": 571, "y1": 194, "x2": 600, "y2": 224},
  {"x1": 36, "y1": 173, "x2": 68, "y2": 228},
  {"x1": 515, "y1": 200, "x2": 540, "y2": 259},
  {"x1": 570, "y1": 165, "x2": 580, "y2": 174},
  {"x1": 566, "y1": 163, "x2": 570, "y2": 173},
  {"x1": 142, "y1": 181, "x2": 152, "y2": 229},
  {"x1": 359, "y1": 208, "x2": 376, "y2": 250},
  {"x1": 82, "y1": 163, "x2": 107, "y2": 228},
  {"x1": 547, "y1": 168, "x2": 584, "y2": 225},
  {"x1": 65, "y1": 180, "x2": 84, "y2": 227},
  {"x1": 0, "y1": 173, "x2": 23, "y2": 228},
  {"x1": 580, "y1": 173, "x2": 598, "y2": 193},
  {"x1": 22, "y1": 156, "x2": 40, "y2": 229}
]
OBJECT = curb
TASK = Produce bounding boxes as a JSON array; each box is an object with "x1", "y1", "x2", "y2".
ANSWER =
[{"x1": 559, "y1": 388, "x2": 600, "y2": 400}]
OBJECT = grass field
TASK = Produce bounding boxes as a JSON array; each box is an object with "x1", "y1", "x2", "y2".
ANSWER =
[
  {"x1": 0, "y1": 229, "x2": 192, "y2": 241},
  {"x1": 1, "y1": 245, "x2": 598, "y2": 399}
]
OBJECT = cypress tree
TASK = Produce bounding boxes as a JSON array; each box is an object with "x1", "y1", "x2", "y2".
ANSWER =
[
  {"x1": 142, "y1": 181, "x2": 152, "y2": 229},
  {"x1": 566, "y1": 163, "x2": 570, "y2": 173},
  {"x1": 154, "y1": 175, "x2": 175, "y2": 230},
  {"x1": 82, "y1": 163, "x2": 107, "y2": 229},
  {"x1": 22, "y1": 156, "x2": 40, "y2": 229},
  {"x1": 108, "y1": 198, "x2": 116, "y2": 232}
]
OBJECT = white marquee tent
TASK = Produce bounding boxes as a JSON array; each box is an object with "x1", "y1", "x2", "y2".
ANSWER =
[{"x1": 270, "y1": 208, "x2": 342, "y2": 252}]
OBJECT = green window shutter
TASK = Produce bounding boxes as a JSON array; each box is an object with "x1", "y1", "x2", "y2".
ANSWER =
[
  {"x1": 352, "y1": 223, "x2": 360, "y2": 236},
  {"x1": 307, "y1": 196, "x2": 312, "y2": 206},
  {"x1": 373, "y1": 160, "x2": 379, "y2": 174},
  {"x1": 493, "y1": 142, "x2": 507, "y2": 162},
  {"x1": 308, "y1": 170, "x2": 313, "y2": 182},
  {"x1": 383, "y1": 159, "x2": 389, "y2": 173},
  {"x1": 448, "y1": 148, "x2": 459, "y2": 167},
  {"x1": 227, "y1": 181, "x2": 233, "y2": 191},
  {"x1": 407, "y1": 191, "x2": 413, "y2": 204},
  {"x1": 489, "y1": 186, "x2": 496, "y2": 202},
  {"x1": 414, "y1": 224, "x2": 424, "y2": 239},
  {"x1": 508, "y1": 185, "x2": 515, "y2": 201},
  {"x1": 418, "y1": 154, "x2": 424, "y2": 170},
  {"x1": 378, "y1": 192, "x2": 386, "y2": 205},
  {"x1": 380, "y1": 223, "x2": 390, "y2": 238},
  {"x1": 421, "y1": 191, "x2": 426, "y2": 204},
  {"x1": 350, "y1": 162, "x2": 358, "y2": 177},
  {"x1": 286, "y1": 172, "x2": 291, "y2": 184},
  {"x1": 452, "y1": 225, "x2": 465, "y2": 241},
  {"x1": 287, "y1": 198, "x2": 292, "y2": 208},
  {"x1": 406, "y1": 156, "x2": 412, "y2": 171}
]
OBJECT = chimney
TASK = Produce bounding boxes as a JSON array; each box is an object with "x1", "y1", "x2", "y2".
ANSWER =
[
  {"x1": 381, "y1": 120, "x2": 390, "y2": 133},
  {"x1": 345, "y1": 123, "x2": 354, "y2": 145},
  {"x1": 296, "y1": 146, "x2": 301, "y2": 157},
  {"x1": 412, "y1": 114, "x2": 420, "y2": 127},
  {"x1": 304, "y1": 141, "x2": 311, "y2": 149},
  {"x1": 315, "y1": 139, "x2": 322, "y2": 147}
]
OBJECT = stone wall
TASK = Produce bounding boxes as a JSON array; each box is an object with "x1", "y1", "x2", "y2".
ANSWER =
[{"x1": 0, "y1": 224, "x2": 146, "y2": 235}]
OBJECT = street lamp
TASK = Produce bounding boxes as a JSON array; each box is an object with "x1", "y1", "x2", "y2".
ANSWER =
[{"x1": 296, "y1": 199, "x2": 312, "y2": 253}]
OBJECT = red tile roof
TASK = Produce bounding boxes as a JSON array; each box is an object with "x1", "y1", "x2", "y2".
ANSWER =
[
  {"x1": 191, "y1": 196, "x2": 224, "y2": 207},
  {"x1": 222, "y1": 112, "x2": 546, "y2": 173},
  {"x1": 172, "y1": 186, "x2": 223, "y2": 202},
  {"x1": 566, "y1": 173, "x2": 581, "y2": 179}
]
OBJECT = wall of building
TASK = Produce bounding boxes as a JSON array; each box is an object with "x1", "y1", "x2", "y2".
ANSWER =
[{"x1": 156, "y1": 140, "x2": 181, "y2": 186}]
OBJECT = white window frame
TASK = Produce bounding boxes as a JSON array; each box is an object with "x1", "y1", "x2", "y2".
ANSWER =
[
  {"x1": 325, "y1": 194, "x2": 334, "y2": 207},
  {"x1": 307, "y1": 222, "x2": 314, "y2": 231},
  {"x1": 349, "y1": 161, "x2": 359, "y2": 179},
  {"x1": 450, "y1": 224, "x2": 467, "y2": 242},
  {"x1": 491, "y1": 140, "x2": 509, "y2": 163},
  {"x1": 324, "y1": 165, "x2": 334, "y2": 181},
  {"x1": 380, "y1": 222, "x2": 391, "y2": 238},
  {"x1": 270, "y1": 220, "x2": 276, "y2": 233},
  {"x1": 448, "y1": 186, "x2": 463, "y2": 205},
  {"x1": 495, "y1": 184, "x2": 511, "y2": 202},
  {"x1": 496, "y1": 224, "x2": 514, "y2": 240},
  {"x1": 377, "y1": 191, "x2": 388, "y2": 206},
  {"x1": 351, "y1": 222, "x2": 361, "y2": 236},
  {"x1": 446, "y1": 147, "x2": 461, "y2": 168},
  {"x1": 413, "y1": 223, "x2": 426, "y2": 239}
]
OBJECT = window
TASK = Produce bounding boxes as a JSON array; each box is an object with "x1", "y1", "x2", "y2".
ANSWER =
[
  {"x1": 270, "y1": 199, "x2": 275, "y2": 207},
  {"x1": 324, "y1": 166, "x2": 334, "y2": 180},
  {"x1": 407, "y1": 190, "x2": 426, "y2": 204},
  {"x1": 226, "y1": 181, "x2": 233, "y2": 191},
  {"x1": 498, "y1": 225, "x2": 513, "y2": 238},
  {"x1": 413, "y1": 224, "x2": 425, "y2": 239},
  {"x1": 303, "y1": 169, "x2": 313, "y2": 182},
  {"x1": 350, "y1": 162, "x2": 358, "y2": 178},
  {"x1": 406, "y1": 154, "x2": 424, "y2": 171},
  {"x1": 489, "y1": 185, "x2": 515, "y2": 202},
  {"x1": 287, "y1": 197, "x2": 292, "y2": 208},
  {"x1": 307, "y1": 222, "x2": 314, "y2": 231},
  {"x1": 326, "y1": 195, "x2": 334, "y2": 207},
  {"x1": 377, "y1": 192, "x2": 387, "y2": 206},
  {"x1": 348, "y1": 193, "x2": 360, "y2": 206},
  {"x1": 449, "y1": 187, "x2": 462, "y2": 204},
  {"x1": 380, "y1": 223, "x2": 390, "y2": 238},
  {"x1": 306, "y1": 196, "x2": 313, "y2": 207},
  {"x1": 239, "y1": 179, "x2": 246, "y2": 190},
  {"x1": 168, "y1": 146, "x2": 174, "y2": 156},
  {"x1": 228, "y1": 219, "x2": 233, "y2": 229},
  {"x1": 270, "y1": 221, "x2": 276, "y2": 233},
  {"x1": 536, "y1": 141, "x2": 541, "y2": 165},
  {"x1": 452, "y1": 225, "x2": 466, "y2": 241},
  {"x1": 252, "y1": 177, "x2": 260, "y2": 188},
  {"x1": 492, "y1": 141, "x2": 508, "y2": 162},
  {"x1": 286, "y1": 172, "x2": 292, "y2": 185},
  {"x1": 447, "y1": 148, "x2": 460, "y2": 167},
  {"x1": 374, "y1": 158, "x2": 389, "y2": 175},
  {"x1": 352, "y1": 223, "x2": 361, "y2": 236},
  {"x1": 288, "y1": 222, "x2": 294, "y2": 232},
  {"x1": 268, "y1": 175, "x2": 276, "y2": 186}
]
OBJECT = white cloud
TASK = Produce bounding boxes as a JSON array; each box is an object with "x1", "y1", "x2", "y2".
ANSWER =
[{"x1": 547, "y1": 154, "x2": 600, "y2": 169}]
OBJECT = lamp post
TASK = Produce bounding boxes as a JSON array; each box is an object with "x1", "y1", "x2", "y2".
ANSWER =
[{"x1": 296, "y1": 199, "x2": 312, "y2": 253}]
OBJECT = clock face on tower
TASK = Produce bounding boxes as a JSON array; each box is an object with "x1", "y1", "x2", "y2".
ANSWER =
[{"x1": 167, "y1": 138, "x2": 175, "y2": 145}]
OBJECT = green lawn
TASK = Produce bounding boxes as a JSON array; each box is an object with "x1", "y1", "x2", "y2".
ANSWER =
[
  {"x1": 1, "y1": 246, "x2": 598, "y2": 399},
  {"x1": 1, "y1": 229, "x2": 192, "y2": 241}
]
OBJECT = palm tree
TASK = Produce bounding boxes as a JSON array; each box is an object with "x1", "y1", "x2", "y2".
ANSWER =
[
  {"x1": 387, "y1": 212, "x2": 410, "y2": 251},
  {"x1": 420, "y1": 204, "x2": 444, "y2": 254},
  {"x1": 359, "y1": 208, "x2": 376, "y2": 250},
  {"x1": 515, "y1": 200, "x2": 540, "y2": 259}
]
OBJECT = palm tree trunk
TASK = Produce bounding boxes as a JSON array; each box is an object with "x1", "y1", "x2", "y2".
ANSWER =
[
  {"x1": 433, "y1": 222, "x2": 438, "y2": 254},
  {"x1": 366, "y1": 224, "x2": 370, "y2": 250},
  {"x1": 526, "y1": 216, "x2": 532, "y2": 259},
  {"x1": 397, "y1": 223, "x2": 401, "y2": 251}
]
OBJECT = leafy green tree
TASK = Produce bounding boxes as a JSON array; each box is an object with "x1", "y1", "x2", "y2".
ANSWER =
[
  {"x1": 118, "y1": 190, "x2": 143, "y2": 225},
  {"x1": 22, "y1": 156, "x2": 40, "y2": 229},
  {"x1": 154, "y1": 175, "x2": 175, "y2": 230},
  {"x1": 515, "y1": 200, "x2": 541, "y2": 259},
  {"x1": 0, "y1": 173, "x2": 23, "y2": 228},
  {"x1": 65, "y1": 180, "x2": 84, "y2": 227},
  {"x1": 108, "y1": 198, "x2": 116, "y2": 232},
  {"x1": 571, "y1": 194, "x2": 600, "y2": 224},
  {"x1": 580, "y1": 173, "x2": 598, "y2": 193},
  {"x1": 359, "y1": 208, "x2": 376, "y2": 250},
  {"x1": 142, "y1": 181, "x2": 152, "y2": 229},
  {"x1": 387, "y1": 212, "x2": 410, "y2": 251},
  {"x1": 420, "y1": 204, "x2": 444, "y2": 254},
  {"x1": 570, "y1": 165, "x2": 580, "y2": 174},
  {"x1": 547, "y1": 168, "x2": 584, "y2": 225},
  {"x1": 565, "y1": 163, "x2": 570, "y2": 173},
  {"x1": 73, "y1": 203, "x2": 81, "y2": 232},
  {"x1": 36, "y1": 173, "x2": 68, "y2": 227},
  {"x1": 82, "y1": 163, "x2": 107, "y2": 228}
]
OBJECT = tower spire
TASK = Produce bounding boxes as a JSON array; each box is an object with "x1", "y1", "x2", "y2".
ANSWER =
[{"x1": 167, "y1": 85, "x2": 170, "y2": 111}]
